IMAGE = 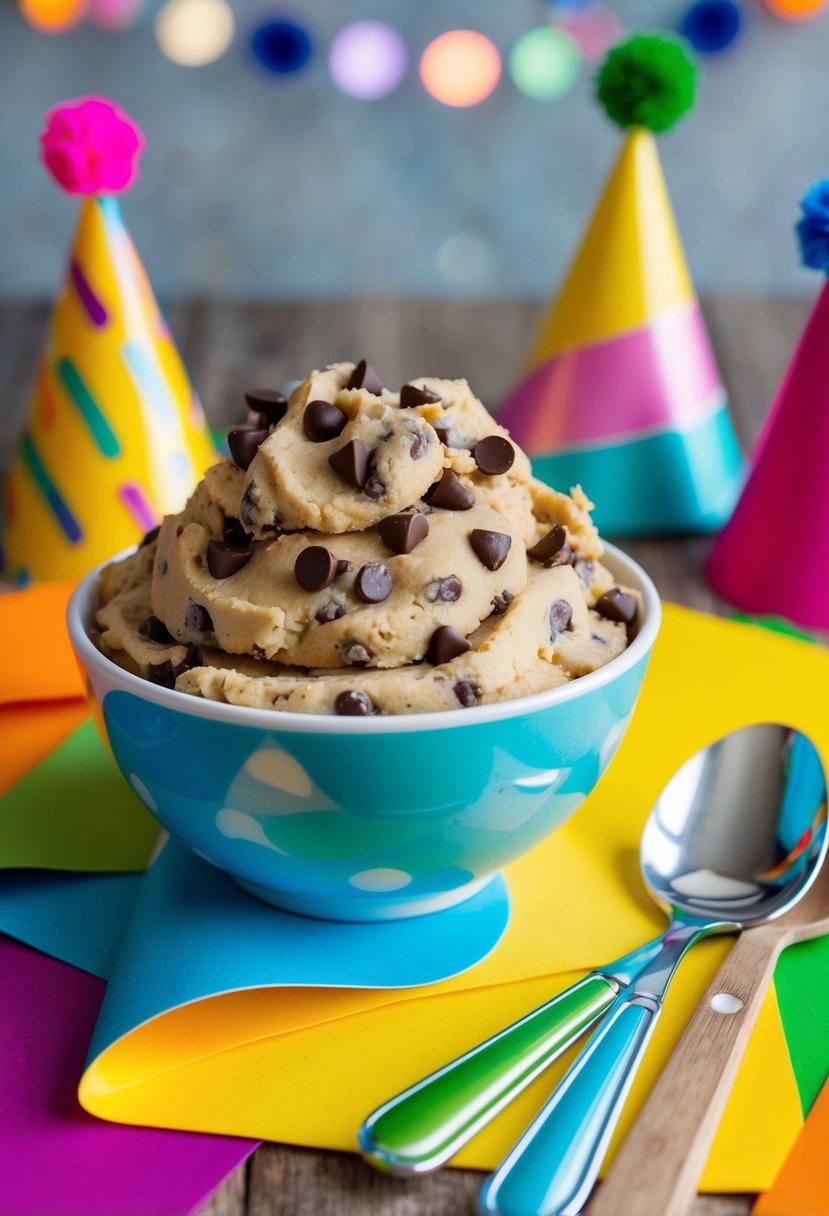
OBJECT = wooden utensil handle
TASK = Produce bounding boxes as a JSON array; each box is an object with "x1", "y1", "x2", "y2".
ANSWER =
[{"x1": 587, "y1": 926, "x2": 784, "y2": 1216}]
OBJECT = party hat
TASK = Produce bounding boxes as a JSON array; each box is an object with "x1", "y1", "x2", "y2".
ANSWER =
[
  {"x1": 0, "y1": 97, "x2": 218, "y2": 583},
  {"x1": 498, "y1": 34, "x2": 743, "y2": 536},
  {"x1": 706, "y1": 182, "x2": 829, "y2": 631}
]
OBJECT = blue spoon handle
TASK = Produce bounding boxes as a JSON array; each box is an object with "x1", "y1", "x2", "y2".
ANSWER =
[{"x1": 479, "y1": 994, "x2": 660, "y2": 1216}]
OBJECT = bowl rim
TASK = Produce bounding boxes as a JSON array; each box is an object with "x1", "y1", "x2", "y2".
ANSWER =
[{"x1": 68, "y1": 540, "x2": 661, "y2": 736}]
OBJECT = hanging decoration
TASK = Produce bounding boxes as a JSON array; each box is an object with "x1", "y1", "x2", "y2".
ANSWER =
[
  {"x1": 328, "y1": 21, "x2": 408, "y2": 100},
  {"x1": 680, "y1": 0, "x2": 743, "y2": 53},
  {"x1": 154, "y1": 0, "x2": 234, "y2": 66},
  {"x1": 509, "y1": 27, "x2": 581, "y2": 101},
  {"x1": 249, "y1": 14, "x2": 314, "y2": 76},
  {"x1": 419, "y1": 29, "x2": 502, "y2": 108}
]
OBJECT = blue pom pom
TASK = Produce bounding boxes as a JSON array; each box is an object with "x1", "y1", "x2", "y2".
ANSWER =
[
  {"x1": 797, "y1": 180, "x2": 829, "y2": 274},
  {"x1": 680, "y1": 1, "x2": 742, "y2": 55}
]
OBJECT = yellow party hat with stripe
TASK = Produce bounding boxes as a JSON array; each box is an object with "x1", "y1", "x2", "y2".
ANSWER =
[
  {"x1": 1, "y1": 97, "x2": 218, "y2": 583},
  {"x1": 499, "y1": 35, "x2": 743, "y2": 536},
  {"x1": 527, "y1": 126, "x2": 694, "y2": 361}
]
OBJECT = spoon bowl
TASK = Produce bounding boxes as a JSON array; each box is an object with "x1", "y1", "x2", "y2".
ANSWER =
[{"x1": 642, "y1": 723, "x2": 828, "y2": 927}]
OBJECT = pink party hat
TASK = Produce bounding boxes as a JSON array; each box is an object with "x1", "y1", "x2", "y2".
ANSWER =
[{"x1": 707, "y1": 181, "x2": 829, "y2": 630}]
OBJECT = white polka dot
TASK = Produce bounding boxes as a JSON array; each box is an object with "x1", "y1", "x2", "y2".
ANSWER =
[
  {"x1": 147, "y1": 830, "x2": 169, "y2": 866},
  {"x1": 348, "y1": 868, "x2": 413, "y2": 892},
  {"x1": 711, "y1": 992, "x2": 744, "y2": 1015},
  {"x1": 216, "y1": 808, "x2": 288, "y2": 854},
  {"x1": 129, "y1": 773, "x2": 157, "y2": 813},
  {"x1": 244, "y1": 749, "x2": 313, "y2": 798},
  {"x1": 600, "y1": 718, "x2": 630, "y2": 771}
]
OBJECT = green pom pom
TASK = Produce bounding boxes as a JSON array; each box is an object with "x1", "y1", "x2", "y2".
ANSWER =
[{"x1": 597, "y1": 33, "x2": 697, "y2": 134}]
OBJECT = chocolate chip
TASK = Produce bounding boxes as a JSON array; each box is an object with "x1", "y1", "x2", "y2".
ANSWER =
[
  {"x1": 573, "y1": 558, "x2": 595, "y2": 590},
  {"x1": 223, "y1": 519, "x2": 253, "y2": 549},
  {"x1": 148, "y1": 659, "x2": 176, "y2": 688},
  {"x1": 527, "y1": 525, "x2": 570, "y2": 567},
  {"x1": 434, "y1": 427, "x2": 451, "y2": 446},
  {"x1": 139, "y1": 525, "x2": 160, "y2": 548},
  {"x1": 316, "y1": 602, "x2": 346, "y2": 624},
  {"x1": 356, "y1": 562, "x2": 392, "y2": 604},
  {"x1": 335, "y1": 690, "x2": 375, "y2": 717},
  {"x1": 347, "y1": 360, "x2": 383, "y2": 395},
  {"x1": 207, "y1": 540, "x2": 253, "y2": 579},
  {"x1": 139, "y1": 615, "x2": 173, "y2": 644},
  {"x1": 245, "y1": 388, "x2": 287, "y2": 426},
  {"x1": 591, "y1": 633, "x2": 608, "y2": 645},
  {"x1": 239, "y1": 490, "x2": 256, "y2": 529},
  {"x1": 304, "y1": 400, "x2": 347, "y2": 443},
  {"x1": 427, "y1": 470, "x2": 475, "y2": 511},
  {"x1": 363, "y1": 464, "x2": 386, "y2": 499},
  {"x1": 549, "y1": 599, "x2": 574, "y2": 639},
  {"x1": 473, "y1": 435, "x2": 515, "y2": 476},
  {"x1": 596, "y1": 588, "x2": 638, "y2": 626},
  {"x1": 343, "y1": 642, "x2": 372, "y2": 666},
  {"x1": 295, "y1": 546, "x2": 337, "y2": 591},
  {"x1": 228, "y1": 426, "x2": 269, "y2": 471},
  {"x1": 490, "y1": 590, "x2": 515, "y2": 616},
  {"x1": 379, "y1": 512, "x2": 429, "y2": 554},
  {"x1": 426, "y1": 625, "x2": 471, "y2": 666},
  {"x1": 409, "y1": 432, "x2": 430, "y2": 460},
  {"x1": 181, "y1": 644, "x2": 204, "y2": 670},
  {"x1": 329, "y1": 439, "x2": 368, "y2": 488},
  {"x1": 470, "y1": 529, "x2": 511, "y2": 572},
  {"x1": 336, "y1": 559, "x2": 350, "y2": 576},
  {"x1": 400, "y1": 384, "x2": 441, "y2": 409},
  {"x1": 185, "y1": 603, "x2": 213, "y2": 634},
  {"x1": 426, "y1": 576, "x2": 462, "y2": 603},
  {"x1": 158, "y1": 559, "x2": 168, "y2": 576},
  {"x1": 454, "y1": 681, "x2": 478, "y2": 708}
]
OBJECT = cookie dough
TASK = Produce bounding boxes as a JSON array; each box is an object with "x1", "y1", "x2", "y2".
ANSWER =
[{"x1": 96, "y1": 361, "x2": 638, "y2": 715}]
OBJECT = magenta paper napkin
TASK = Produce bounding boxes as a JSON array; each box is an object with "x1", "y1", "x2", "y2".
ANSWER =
[{"x1": 0, "y1": 936, "x2": 256, "y2": 1216}]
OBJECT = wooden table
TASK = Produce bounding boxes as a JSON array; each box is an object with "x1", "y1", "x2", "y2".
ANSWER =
[{"x1": 0, "y1": 297, "x2": 811, "y2": 1216}]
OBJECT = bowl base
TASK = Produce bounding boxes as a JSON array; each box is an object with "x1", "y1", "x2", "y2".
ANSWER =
[{"x1": 232, "y1": 873, "x2": 498, "y2": 922}]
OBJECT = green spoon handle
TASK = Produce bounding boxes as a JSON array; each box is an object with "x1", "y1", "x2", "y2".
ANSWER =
[{"x1": 359, "y1": 974, "x2": 618, "y2": 1174}]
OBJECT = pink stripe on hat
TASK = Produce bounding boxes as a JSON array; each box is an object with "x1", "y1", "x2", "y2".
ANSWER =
[{"x1": 497, "y1": 302, "x2": 722, "y2": 452}]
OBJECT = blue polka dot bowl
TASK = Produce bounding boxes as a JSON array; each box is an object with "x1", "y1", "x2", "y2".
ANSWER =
[{"x1": 68, "y1": 543, "x2": 660, "y2": 922}]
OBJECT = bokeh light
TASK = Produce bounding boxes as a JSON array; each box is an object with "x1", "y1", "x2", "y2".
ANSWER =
[
  {"x1": 437, "y1": 233, "x2": 493, "y2": 288},
  {"x1": 763, "y1": 0, "x2": 827, "y2": 19},
  {"x1": 510, "y1": 28, "x2": 581, "y2": 101},
  {"x1": 155, "y1": 0, "x2": 234, "y2": 65},
  {"x1": 250, "y1": 15, "x2": 313, "y2": 75},
  {"x1": 88, "y1": 0, "x2": 142, "y2": 30},
  {"x1": 20, "y1": 0, "x2": 88, "y2": 32},
  {"x1": 557, "y1": 4, "x2": 622, "y2": 62},
  {"x1": 419, "y1": 30, "x2": 502, "y2": 108},
  {"x1": 680, "y1": 1, "x2": 742, "y2": 53},
  {"x1": 329, "y1": 21, "x2": 408, "y2": 100}
]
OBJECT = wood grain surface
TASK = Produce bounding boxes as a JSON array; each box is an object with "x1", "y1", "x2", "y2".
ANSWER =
[{"x1": 0, "y1": 296, "x2": 812, "y2": 1216}]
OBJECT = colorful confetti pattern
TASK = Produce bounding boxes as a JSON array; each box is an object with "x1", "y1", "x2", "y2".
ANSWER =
[{"x1": 1, "y1": 195, "x2": 217, "y2": 581}]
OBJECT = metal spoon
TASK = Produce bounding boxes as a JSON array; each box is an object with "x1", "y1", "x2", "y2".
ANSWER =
[{"x1": 478, "y1": 723, "x2": 826, "y2": 1216}]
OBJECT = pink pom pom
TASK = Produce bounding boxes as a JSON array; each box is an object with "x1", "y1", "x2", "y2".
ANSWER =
[{"x1": 40, "y1": 96, "x2": 145, "y2": 196}]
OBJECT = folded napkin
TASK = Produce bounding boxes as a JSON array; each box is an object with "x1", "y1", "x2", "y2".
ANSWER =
[
  {"x1": 76, "y1": 605, "x2": 829, "y2": 1192},
  {"x1": 0, "y1": 937, "x2": 253, "y2": 1216},
  {"x1": 0, "y1": 582, "x2": 158, "y2": 871},
  {"x1": 754, "y1": 1072, "x2": 829, "y2": 1215}
]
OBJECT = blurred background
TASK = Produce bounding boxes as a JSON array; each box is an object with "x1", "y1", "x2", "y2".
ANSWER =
[{"x1": 1, "y1": 0, "x2": 827, "y2": 302}]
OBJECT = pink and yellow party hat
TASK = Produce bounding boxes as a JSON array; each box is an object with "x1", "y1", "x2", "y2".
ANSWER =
[
  {"x1": 707, "y1": 181, "x2": 829, "y2": 630},
  {"x1": 0, "y1": 97, "x2": 218, "y2": 583},
  {"x1": 498, "y1": 34, "x2": 743, "y2": 536}
]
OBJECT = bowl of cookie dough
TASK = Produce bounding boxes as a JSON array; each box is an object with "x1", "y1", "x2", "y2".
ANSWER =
[{"x1": 68, "y1": 362, "x2": 661, "y2": 921}]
